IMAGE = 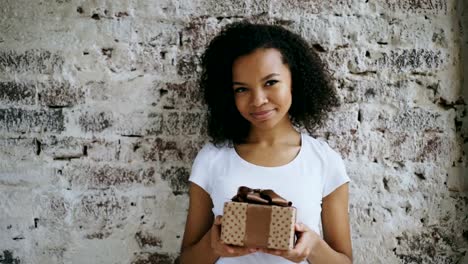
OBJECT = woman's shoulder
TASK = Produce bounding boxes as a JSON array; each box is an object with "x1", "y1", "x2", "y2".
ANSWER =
[
  {"x1": 301, "y1": 132, "x2": 341, "y2": 159},
  {"x1": 302, "y1": 133, "x2": 330, "y2": 151}
]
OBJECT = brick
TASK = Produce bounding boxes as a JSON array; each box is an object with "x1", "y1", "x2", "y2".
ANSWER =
[
  {"x1": 359, "y1": 104, "x2": 453, "y2": 133},
  {"x1": 87, "y1": 136, "x2": 154, "y2": 163},
  {"x1": 337, "y1": 77, "x2": 433, "y2": 105},
  {"x1": 270, "y1": 0, "x2": 357, "y2": 16},
  {"x1": 0, "y1": 108, "x2": 64, "y2": 133},
  {"x1": 362, "y1": 131, "x2": 459, "y2": 165},
  {"x1": 323, "y1": 48, "x2": 359, "y2": 74},
  {"x1": 0, "y1": 137, "x2": 37, "y2": 161},
  {"x1": 0, "y1": 189, "x2": 35, "y2": 220},
  {"x1": 130, "y1": 0, "x2": 178, "y2": 19},
  {"x1": 135, "y1": 230, "x2": 163, "y2": 250},
  {"x1": 63, "y1": 162, "x2": 156, "y2": 190},
  {"x1": 325, "y1": 132, "x2": 361, "y2": 160},
  {"x1": 161, "y1": 166, "x2": 190, "y2": 195},
  {"x1": 127, "y1": 42, "x2": 172, "y2": 74},
  {"x1": 394, "y1": 20, "x2": 451, "y2": 48},
  {"x1": 157, "y1": 80, "x2": 204, "y2": 111},
  {"x1": 142, "y1": 137, "x2": 203, "y2": 163},
  {"x1": 2, "y1": 220, "x2": 30, "y2": 242},
  {"x1": 72, "y1": 189, "x2": 130, "y2": 239},
  {"x1": 86, "y1": 138, "x2": 143, "y2": 162},
  {"x1": 180, "y1": 16, "x2": 225, "y2": 51},
  {"x1": 85, "y1": 139, "x2": 121, "y2": 162},
  {"x1": 316, "y1": 105, "x2": 359, "y2": 135},
  {"x1": 327, "y1": 128, "x2": 461, "y2": 166},
  {"x1": 176, "y1": 53, "x2": 200, "y2": 77},
  {"x1": 86, "y1": 2, "x2": 135, "y2": 20},
  {"x1": 0, "y1": 0, "x2": 78, "y2": 19},
  {"x1": 0, "y1": 81, "x2": 35, "y2": 105},
  {"x1": 37, "y1": 81, "x2": 84, "y2": 107},
  {"x1": 161, "y1": 112, "x2": 206, "y2": 136},
  {"x1": 375, "y1": 49, "x2": 444, "y2": 72},
  {"x1": 41, "y1": 136, "x2": 86, "y2": 160},
  {"x1": 299, "y1": 16, "x2": 372, "y2": 47},
  {"x1": 381, "y1": 0, "x2": 449, "y2": 15},
  {"x1": 0, "y1": 49, "x2": 64, "y2": 74},
  {"x1": 34, "y1": 247, "x2": 65, "y2": 264},
  {"x1": 249, "y1": 0, "x2": 270, "y2": 14},
  {"x1": 393, "y1": 228, "x2": 463, "y2": 263},
  {"x1": 180, "y1": 112, "x2": 207, "y2": 136},
  {"x1": 142, "y1": 138, "x2": 182, "y2": 163},
  {"x1": 115, "y1": 112, "x2": 163, "y2": 137},
  {"x1": 193, "y1": 0, "x2": 250, "y2": 17},
  {"x1": 161, "y1": 112, "x2": 181, "y2": 136},
  {"x1": 327, "y1": 48, "x2": 446, "y2": 75},
  {"x1": 0, "y1": 250, "x2": 21, "y2": 264},
  {"x1": 132, "y1": 21, "x2": 180, "y2": 48},
  {"x1": 271, "y1": 0, "x2": 436, "y2": 18},
  {"x1": 78, "y1": 111, "x2": 113, "y2": 133},
  {"x1": 0, "y1": 162, "x2": 54, "y2": 187},
  {"x1": 302, "y1": 15, "x2": 452, "y2": 51},
  {"x1": 131, "y1": 252, "x2": 174, "y2": 264},
  {"x1": 33, "y1": 193, "x2": 69, "y2": 228},
  {"x1": 447, "y1": 166, "x2": 468, "y2": 192},
  {"x1": 392, "y1": 108, "x2": 453, "y2": 133}
]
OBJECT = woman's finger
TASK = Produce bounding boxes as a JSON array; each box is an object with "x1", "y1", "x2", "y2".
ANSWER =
[
  {"x1": 223, "y1": 244, "x2": 253, "y2": 256},
  {"x1": 224, "y1": 244, "x2": 234, "y2": 254},
  {"x1": 292, "y1": 237, "x2": 308, "y2": 254},
  {"x1": 214, "y1": 215, "x2": 222, "y2": 225},
  {"x1": 295, "y1": 222, "x2": 309, "y2": 232},
  {"x1": 258, "y1": 247, "x2": 285, "y2": 256},
  {"x1": 211, "y1": 217, "x2": 222, "y2": 244}
]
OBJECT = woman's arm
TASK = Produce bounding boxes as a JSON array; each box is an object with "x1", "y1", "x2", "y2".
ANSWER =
[
  {"x1": 180, "y1": 183, "x2": 259, "y2": 263},
  {"x1": 256, "y1": 183, "x2": 352, "y2": 263},
  {"x1": 179, "y1": 183, "x2": 220, "y2": 264},
  {"x1": 307, "y1": 183, "x2": 352, "y2": 263}
]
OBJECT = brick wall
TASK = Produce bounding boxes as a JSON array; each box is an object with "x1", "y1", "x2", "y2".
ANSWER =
[{"x1": 0, "y1": 0, "x2": 466, "y2": 263}]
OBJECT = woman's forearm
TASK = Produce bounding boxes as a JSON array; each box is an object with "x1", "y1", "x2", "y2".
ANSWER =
[
  {"x1": 307, "y1": 239, "x2": 352, "y2": 264},
  {"x1": 179, "y1": 229, "x2": 220, "y2": 264}
]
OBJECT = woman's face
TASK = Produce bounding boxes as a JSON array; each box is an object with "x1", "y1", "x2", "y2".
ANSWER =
[{"x1": 231, "y1": 48, "x2": 293, "y2": 131}]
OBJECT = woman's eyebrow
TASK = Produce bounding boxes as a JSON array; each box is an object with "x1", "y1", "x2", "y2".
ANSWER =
[{"x1": 232, "y1": 73, "x2": 280, "y2": 85}]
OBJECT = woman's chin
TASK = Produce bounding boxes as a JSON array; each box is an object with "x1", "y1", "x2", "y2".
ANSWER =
[{"x1": 249, "y1": 119, "x2": 281, "y2": 131}]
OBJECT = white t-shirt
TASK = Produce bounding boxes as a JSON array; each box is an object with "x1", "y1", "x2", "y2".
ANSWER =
[{"x1": 189, "y1": 133, "x2": 350, "y2": 264}]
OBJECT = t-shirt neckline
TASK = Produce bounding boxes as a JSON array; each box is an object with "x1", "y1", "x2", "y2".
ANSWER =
[{"x1": 231, "y1": 133, "x2": 304, "y2": 169}]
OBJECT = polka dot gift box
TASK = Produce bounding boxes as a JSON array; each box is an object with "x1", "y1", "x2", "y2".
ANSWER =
[{"x1": 220, "y1": 186, "x2": 297, "y2": 250}]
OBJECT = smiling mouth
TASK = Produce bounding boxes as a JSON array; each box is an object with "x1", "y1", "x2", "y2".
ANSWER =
[{"x1": 251, "y1": 109, "x2": 275, "y2": 121}]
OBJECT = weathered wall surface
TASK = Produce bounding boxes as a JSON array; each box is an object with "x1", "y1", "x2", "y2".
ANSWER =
[{"x1": 0, "y1": 0, "x2": 466, "y2": 263}]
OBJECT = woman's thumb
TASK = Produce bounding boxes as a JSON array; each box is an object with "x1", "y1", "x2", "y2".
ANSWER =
[
  {"x1": 214, "y1": 215, "x2": 222, "y2": 225},
  {"x1": 295, "y1": 222, "x2": 306, "y2": 232}
]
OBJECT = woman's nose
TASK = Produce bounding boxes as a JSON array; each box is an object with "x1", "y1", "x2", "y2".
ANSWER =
[{"x1": 251, "y1": 90, "x2": 268, "y2": 107}]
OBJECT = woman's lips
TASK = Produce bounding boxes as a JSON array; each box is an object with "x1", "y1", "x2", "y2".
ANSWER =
[{"x1": 251, "y1": 109, "x2": 275, "y2": 121}]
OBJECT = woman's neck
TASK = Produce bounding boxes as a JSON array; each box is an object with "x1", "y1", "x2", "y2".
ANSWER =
[{"x1": 245, "y1": 120, "x2": 299, "y2": 146}]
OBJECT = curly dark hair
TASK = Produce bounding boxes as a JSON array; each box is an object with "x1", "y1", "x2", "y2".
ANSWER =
[{"x1": 200, "y1": 21, "x2": 339, "y2": 146}]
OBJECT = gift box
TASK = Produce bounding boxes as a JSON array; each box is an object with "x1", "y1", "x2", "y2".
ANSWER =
[{"x1": 220, "y1": 186, "x2": 296, "y2": 250}]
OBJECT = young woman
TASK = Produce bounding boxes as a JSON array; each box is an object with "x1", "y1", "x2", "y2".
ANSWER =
[{"x1": 180, "y1": 21, "x2": 352, "y2": 264}]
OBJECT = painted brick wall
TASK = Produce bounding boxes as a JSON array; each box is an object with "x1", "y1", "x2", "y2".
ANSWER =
[{"x1": 0, "y1": 0, "x2": 467, "y2": 263}]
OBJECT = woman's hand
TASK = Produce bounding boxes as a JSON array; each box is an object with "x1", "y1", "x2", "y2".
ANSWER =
[
  {"x1": 210, "y1": 215, "x2": 258, "y2": 257},
  {"x1": 259, "y1": 222, "x2": 321, "y2": 263}
]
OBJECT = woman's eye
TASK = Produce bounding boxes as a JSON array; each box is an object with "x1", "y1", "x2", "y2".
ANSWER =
[
  {"x1": 234, "y1": 87, "x2": 247, "y2": 93},
  {"x1": 265, "y1": 80, "x2": 278, "y2": 86}
]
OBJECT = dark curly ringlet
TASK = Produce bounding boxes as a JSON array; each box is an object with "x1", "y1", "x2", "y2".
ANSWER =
[{"x1": 200, "y1": 21, "x2": 339, "y2": 146}]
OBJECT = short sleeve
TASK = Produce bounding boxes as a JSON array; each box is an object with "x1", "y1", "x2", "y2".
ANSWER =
[
  {"x1": 322, "y1": 144, "x2": 350, "y2": 198},
  {"x1": 188, "y1": 144, "x2": 214, "y2": 195}
]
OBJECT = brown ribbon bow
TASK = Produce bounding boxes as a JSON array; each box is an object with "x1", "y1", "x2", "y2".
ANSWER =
[{"x1": 231, "y1": 186, "x2": 292, "y2": 207}]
